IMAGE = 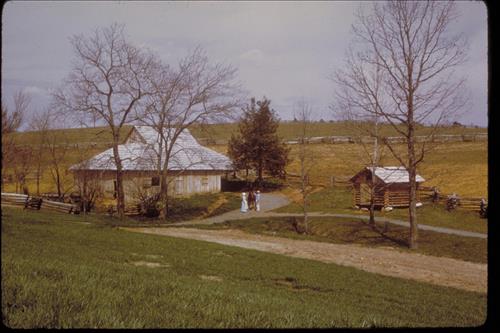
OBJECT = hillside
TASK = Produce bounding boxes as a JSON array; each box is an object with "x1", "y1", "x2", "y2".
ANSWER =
[
  {"x1": 2, "y1": 122, "x2": 487, "y2": 197},
  {"x1": 7, "y1": 125, "x2": 135, "y2": 147},
  {"x1": 7, "y1": 122, "x2": 487, "y2": 147},
  {"x1": 1, "y1": 207, "x2": 486, "y2": 328},
  {"x1": 190, "y1": 121, "x2": 487, "y2": 142}
]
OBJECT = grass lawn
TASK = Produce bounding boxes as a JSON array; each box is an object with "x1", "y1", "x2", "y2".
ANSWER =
[
  {"x1": 99, "y1": 192, "x2": 241, "y2": 226},
  {"x1": 187, "y1": 217, "x2": 487, "y2": 264},
  {"x1": 275, "y1": 186, "x2": 488, "y2": 234},
  {"x1": 1, "y1": 207, "x2": 486, "y2": 328}
]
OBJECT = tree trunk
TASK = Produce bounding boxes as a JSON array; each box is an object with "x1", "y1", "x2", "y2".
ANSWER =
[
  {"x1": 160, "y1": 173, "x2": 169, "y2": 221},
  {"x1": 407, "y1": 98, "x2": 418, "y2": 249},
  {"x1": 36, "y1": 169, "x2": 40, "y2": 196},
  {"x1": 56, "y1": 169, "x2": 62, "y2": 199},
  {"x1": 112, "y1": 143, "x2": 125, "y2": 219},
  {"x1": 369, "y1": 179, "x2": 376, "y2": 225},
  {"x1": 258, "y1": 159, "x2": 263, "y2": 182}
]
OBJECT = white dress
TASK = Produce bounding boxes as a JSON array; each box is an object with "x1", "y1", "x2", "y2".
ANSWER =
[
  {"x1": 255, "y1": 192, "x2": 261, "y2": 211},
  {"x1": 241, "y1": 192, "x2": 248, "y2": 213}
]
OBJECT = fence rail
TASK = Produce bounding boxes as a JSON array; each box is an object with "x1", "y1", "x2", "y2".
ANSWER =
[
  {"x1": 1, "y1": 192, "x2": 78, "y2": 214},
  {"x1": 283, "y1": 133, "x2": 487, "y2": 145},
  {"x1": 417, "y1": 186, "x2": 486, "y2": 212}
]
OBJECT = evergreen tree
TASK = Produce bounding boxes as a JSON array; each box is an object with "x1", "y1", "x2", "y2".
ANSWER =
[{"x1": 228, "y1": 98, "x2": 290, "y2": 182}]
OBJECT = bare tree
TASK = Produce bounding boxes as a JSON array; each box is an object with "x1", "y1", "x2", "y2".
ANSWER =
[
  {"x1": 2, "y1": 90, "x2": 31, "y2": 133},
  {"x1": 11, "y1": 146, "x2": 33, "y2": 194},
  {"x1": 1, "y1": 90, "x2": 32, "y2": 191},
  {"x1": 28, "y1": 109, "x2": 53, "y2": 196},
  {"x1": 140, "y1": 46, "x2": 242, "y2": 220},
  {"x1": 293, "y1": 100, "x2": 317, "y2": 235},
  {"x1": 46, "y1": 133, "x2": 74, "y2": 200},
  {"x1": 333, "y1": 1, "x2": 468, "y2": 248},
  {"x1": 72, "y1": 144, "x2": 104, "y2": 215},
  {"x1": 332, "y1": 60, "x2": 387, "y2": 226},
  {"x1": 53, "y1": 23, "x2": 157, "y2": 218}
]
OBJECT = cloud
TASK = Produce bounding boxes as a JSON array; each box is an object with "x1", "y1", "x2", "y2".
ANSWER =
[
  {"x1": 1, "y1": 1, "x2": 488, "y2": 126},
  {"x1": 23, "y1": 85, "x2": 47, "y2": 96},
  {"x1": 239, "y1": 49, "x2": 265, "y2": 64}
]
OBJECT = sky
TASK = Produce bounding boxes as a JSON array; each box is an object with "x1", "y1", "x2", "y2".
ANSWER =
[{"x1": 1, "y1": 0, "x2": 488, "y2": 128}]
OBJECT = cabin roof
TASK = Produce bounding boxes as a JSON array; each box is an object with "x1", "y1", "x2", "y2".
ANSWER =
[
  {"x1": 351, "y1": 166, "x2": 425, "y2": 184},
  {"x1": 69, "y1": 126, "x2": 233, "y2": 172}
]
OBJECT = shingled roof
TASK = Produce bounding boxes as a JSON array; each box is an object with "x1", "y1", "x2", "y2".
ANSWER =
[
  {"x1": 351, "y1": 166, "x2": 425, "y2": 184},
  {"x1": 70, "y1": 126, "x2": 233, "y2": 172}
]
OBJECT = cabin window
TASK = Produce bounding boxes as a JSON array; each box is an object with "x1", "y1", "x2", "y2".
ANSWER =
[
  {"x1": 151, "y1": 176, "x2": 160, "y2": 186},
  {"x1": 175, "y1": 177, "x2": 184, "y2": 195},
  {"x1": 201, "y1": 176, "x2": 209, "y2": 191}
]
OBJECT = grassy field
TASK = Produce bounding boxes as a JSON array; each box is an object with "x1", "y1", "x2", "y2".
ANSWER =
[
  {"x1": 190, "y1": 121, "x2": 487, "y2": 142},
  {"x1": 3, "y1": 122, "x2": 487, "y2": 202},
  {"x1": 1, "y1": 207, "x2": 486, "y2": 328},
  {"x1": 209, "y1": 141, "x2": 487, "y2": 198},
  {"x1": 187, "y1": 217, "x2": 487, "y2": 263},
  {"x1": 274, "y1": 186, "x2": 487, "y2": 234}
]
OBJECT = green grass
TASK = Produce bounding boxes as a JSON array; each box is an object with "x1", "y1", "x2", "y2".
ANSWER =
[
  {"x1": 163, "y1": 192, "x2": 240, "y2": 222},
  {"x1": 205, "y1": 192, "x2": 241, "y2": 217},
  {"x1": 275, "y1": 186, "x2": 487, "y2": 234},
  {"x1": 1, "y1": 207, "x2": 486, "y2": 328},
  {"x1": 187, "y1": 217, "x2": 487, "y2": 263},
  {"x1": 99, "y1": 192, "x2": 241, "y2": 227}
]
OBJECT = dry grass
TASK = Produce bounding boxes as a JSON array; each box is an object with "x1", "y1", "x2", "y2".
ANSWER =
[
  {"x1": 4, "y1": 124, "x2": 486, "y2": 199},
  {"x1": 285, "y1": 142, "x2": 487, "y2": 198},
  {"x1": 190, "y1": 122, "x2": 486, "y2": 142},
  {"x1": 208, "y1": 141, "x2": 487, "y2": 198}
]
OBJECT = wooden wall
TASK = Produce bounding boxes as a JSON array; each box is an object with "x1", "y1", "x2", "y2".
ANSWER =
[
  {"x1": 73, "y1": 170, "x2": 224, "y2": 203},
  {"x1": 353, "y1": 181, "x2": 422, "y2": 208}
]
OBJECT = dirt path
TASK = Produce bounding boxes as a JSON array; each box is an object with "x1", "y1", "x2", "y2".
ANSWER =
[
  {"x1": 175, "y1": 192, "x2": 487, "y2": 239},
  {"x1": 122, "y1": 227, "x2": 487, "y2": 293}
]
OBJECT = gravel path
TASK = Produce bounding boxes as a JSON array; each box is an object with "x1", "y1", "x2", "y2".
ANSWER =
[
  {"x1": 175, "y1": 193, "x2": 487, "y2": 239},
  {"x1": 122, "y1": 226, "x2": 487, "y2": 293},
  {"x1": 121, "y1": 192, "x2": 487, "y2": 293}
]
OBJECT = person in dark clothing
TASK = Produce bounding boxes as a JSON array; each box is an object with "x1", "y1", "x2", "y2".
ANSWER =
[{"x1": 247, "y1": 189, "x2": 255, "y2": 210}]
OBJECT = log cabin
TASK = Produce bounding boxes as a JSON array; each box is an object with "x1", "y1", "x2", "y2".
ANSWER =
[{"x1": 350, "y1": 167, "x2": 425, "y2": 209}]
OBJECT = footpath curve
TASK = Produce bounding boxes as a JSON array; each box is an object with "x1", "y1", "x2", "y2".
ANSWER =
[
  {"x1": 175, "y1": 192, "x2": 487, "y2": 239},
  {"x1": 121, "y1": 192, "x2": 487, "y2": 293}
]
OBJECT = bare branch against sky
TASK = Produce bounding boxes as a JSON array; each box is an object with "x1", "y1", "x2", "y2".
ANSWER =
[{"x1": 1, "y1": 1, "x2": 487, "y2": 128}]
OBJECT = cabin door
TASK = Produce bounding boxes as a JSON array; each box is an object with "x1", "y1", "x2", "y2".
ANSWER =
[{"x1": 360, "y1": 183, "x2": 371, "y2": 205}]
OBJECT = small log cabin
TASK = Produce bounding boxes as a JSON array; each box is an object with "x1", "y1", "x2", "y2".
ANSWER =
[
  {"x1": 69, "y1": 126, "x2": 233, "y2": 204},
  {"x1": 350, "y1": 167, "x2": 425, "y2": 209}
]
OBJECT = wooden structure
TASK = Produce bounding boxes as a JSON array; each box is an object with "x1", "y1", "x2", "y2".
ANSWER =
[
  {"x1": 350, "y1": 167, "x2": 425, "y2": 209},
  {"x1": 70, "y1": 126, "x2": 233, "y2": 204},
  {"x1": 1, "y1": 192, "x2": 77, "y2": 213}
]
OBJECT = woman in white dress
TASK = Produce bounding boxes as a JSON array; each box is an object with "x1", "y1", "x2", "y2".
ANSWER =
[
  {"x1": 241, "y1": 192, "x2": 248, "y2": 213},
  {"x1": 255, "y1": 190, "x2": 261, "y2": 212}
]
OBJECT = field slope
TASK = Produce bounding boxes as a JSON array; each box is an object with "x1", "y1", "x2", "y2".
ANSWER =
[{"x1": 1, "y1": 207, "x2": 486, "y2": 328}]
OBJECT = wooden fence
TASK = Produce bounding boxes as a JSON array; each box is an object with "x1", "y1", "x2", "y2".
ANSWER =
[
  {"x1": 416, "y1": 186, "x2": 487, "y2": 212},
  {"x1": 1, "y1": 192, "x2": 78, "y2": 214},
  {"x1": 284, "y1": 133, "x2": 487, "y2": 145}
]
